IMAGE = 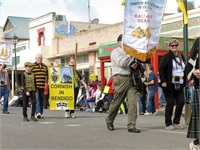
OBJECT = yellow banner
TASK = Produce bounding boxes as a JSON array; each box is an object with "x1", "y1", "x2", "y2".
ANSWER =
[
  {"x1": 48, "y1": 66, "x2": 74, "y2": 110},
  {"x1": 176, "y1": 0, "x2": 188, "y2": 24}
]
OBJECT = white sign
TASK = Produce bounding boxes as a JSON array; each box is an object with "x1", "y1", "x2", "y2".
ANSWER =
[{"x1": 0, "y1": 42, "x2": 13, "y2": 65}]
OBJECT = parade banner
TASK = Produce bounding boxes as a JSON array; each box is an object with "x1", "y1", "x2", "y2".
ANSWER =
[
  {"x1": 0, "y1": 42, "x2": 13, "y2": 65},
  {"x1": 123, "y1": 0, "x2": 167, "y2": 62},
  {"x1": 49, "y1": 66, "x2": 74, "y2": 110}
]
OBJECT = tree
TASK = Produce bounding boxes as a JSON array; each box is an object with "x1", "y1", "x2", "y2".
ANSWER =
[{"x1": 177, "y1": 2, "x2": 195, "y2": 12}]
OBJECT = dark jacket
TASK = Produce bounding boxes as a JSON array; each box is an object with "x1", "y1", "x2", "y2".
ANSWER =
[
  {"x1": 185, "y1": 37, "x2": 199, "y2": 88},
  {"x1": 159, "y1": 50, "x2": 186, "y2": 91}
]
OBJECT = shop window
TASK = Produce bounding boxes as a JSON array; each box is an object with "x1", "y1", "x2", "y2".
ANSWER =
[
  {"x1": 37, "y1": 28, "x2": 45, "y2": 46},
  {"x1": 77, "y1": 54, "x2": 88, "y2": 63},
  {"x1": 65, "y1": 58, "x2": 70, "y2": 64}
]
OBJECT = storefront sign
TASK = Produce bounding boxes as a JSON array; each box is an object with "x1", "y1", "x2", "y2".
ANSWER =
[
  {"x1": 0, "y1": 42, "x2": 13, "y2": 65},
  {"x1": 161, "y1": 16, "x2": 200, "y2": 33},
  {"x1": 98, "y1": 42, "x2": 118, "y2": 57}
]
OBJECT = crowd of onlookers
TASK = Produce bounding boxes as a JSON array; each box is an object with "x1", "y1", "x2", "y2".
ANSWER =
[{"x1": 5, "y1": 68, "x2": 194, "y2": 116}]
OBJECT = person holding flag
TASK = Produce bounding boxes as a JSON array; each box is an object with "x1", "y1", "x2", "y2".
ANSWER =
[{"x1": 105, "y1": 34, "x2": 141, "y2": 133}]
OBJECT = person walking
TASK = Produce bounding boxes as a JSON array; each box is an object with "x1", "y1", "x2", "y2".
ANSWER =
[
  {"x1": 138, "y1": 69, "x2": 147, "y2": 115},
  {"x1": 104, "y1": 72, "x2": 114, "y2": 112},
  {"x1": 21, "y1": 62, "x2": 37, "y2": 122},
  {"x1": 185, "y1": 37, "x2": 200, "y2": 150},
  {"x1": 64, "y1": 60, "x2": 87, "y2": 118},
  {"x1": 0, "y1": 63, "x2": 10, "y2": 114},
  {"x1": 144, "y1": 64, "x2": 158, "y2": 116},
  {"x1": 32, "y1": 53, "x2": 48, "y2": 119},
  {"x1": 158, "y1": 72, "x2": 166, "y2": 107},
  {"x1": 105, "y1": 34, "x2": 140, "y2": 133},
  {"x1": 159, "y1": 39, "x2": 186, "y2": 130}
]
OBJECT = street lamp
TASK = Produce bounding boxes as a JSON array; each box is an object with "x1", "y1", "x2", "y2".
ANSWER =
[{"x1": 12, "y1": 34, "x2": 19, "y2": 94}]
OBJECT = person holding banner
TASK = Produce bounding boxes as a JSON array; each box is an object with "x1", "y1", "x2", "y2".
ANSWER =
[
  {"x1": 64, "y1": 60, "x2": 87, "y2": 118},
  {"x1": 159, "y1": 39, "x2": 186, "y2": 130},
  {"x1": 0, "y1": 63, "x2": 10, "y2": 114},
  {"x1": 105, "y1": 34, "x2": 140, "y2": 133},
  {"x1": 185, "y1": 37, "x2": 200, "y2": 150}
]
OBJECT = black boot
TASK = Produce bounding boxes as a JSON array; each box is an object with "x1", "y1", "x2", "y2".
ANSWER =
[
  {"x1": 23, "y1": 117, "x2": 29, "y2": 122},
  {"x1": 31, "y1": 116, "x2": 37, "y2": 122}
]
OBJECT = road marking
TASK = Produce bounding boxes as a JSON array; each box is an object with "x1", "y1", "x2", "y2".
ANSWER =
[
  {"x1": 65, "y1": 124, "x2": 82, "y2": 127},
  {"x1": 39, "y1": 122, "x2": 55, "y2": 124}
]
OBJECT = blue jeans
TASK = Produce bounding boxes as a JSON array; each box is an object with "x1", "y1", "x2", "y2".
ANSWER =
[
  {"x1": 0, "y1": 86, "x2": 10, "y2": 113},
  {"x1": 146, "y1": 90, "x2": 156, "y2": 113},
  {"x1": 158, "y1": 86, "x2": 166, "y2": 104},
  {"x1": 139, "y1": 94, "x2": 146, "y2": 113},
  {"x1": 84, "y1": 97, "x2": 95, "y2": 109},
  {"x1": 36, "y1": 89, "x2": 44, "y2": 115}
]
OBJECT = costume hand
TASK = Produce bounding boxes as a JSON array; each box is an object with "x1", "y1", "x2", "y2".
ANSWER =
[
  {"x1": 161, "y1": 82, "x2": 167, "y2": 87},
  {"x1": 194, "y1": 69, "x2": 200, "y2": 79}
]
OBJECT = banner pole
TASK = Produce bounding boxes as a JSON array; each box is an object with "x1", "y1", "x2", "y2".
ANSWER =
[{"x1": 183, "y1": 0, "x2": 188, "y2": 62}]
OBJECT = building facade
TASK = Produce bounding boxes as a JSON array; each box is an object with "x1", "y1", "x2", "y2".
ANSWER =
[{"x1": 1, "y1": 8, "x2": 200, "y2": 100}]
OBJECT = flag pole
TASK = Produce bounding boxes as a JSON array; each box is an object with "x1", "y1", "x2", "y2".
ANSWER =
[{"x1": 183, "y1": 0, "x2": 188, "y2": 62}]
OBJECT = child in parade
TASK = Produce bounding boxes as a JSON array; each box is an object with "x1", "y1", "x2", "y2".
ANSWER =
[{"x1": 21, "y1": 62, "x2": 37, "y2": 122}]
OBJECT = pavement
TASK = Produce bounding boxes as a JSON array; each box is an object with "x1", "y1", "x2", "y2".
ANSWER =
[{"x1": 0, "y1": 105, "x2": 192, "y2": 150}]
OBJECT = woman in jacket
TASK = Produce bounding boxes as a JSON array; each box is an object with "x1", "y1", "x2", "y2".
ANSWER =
[{"x1": 159, "y1": 39, "x2": 186, "y2": 130}]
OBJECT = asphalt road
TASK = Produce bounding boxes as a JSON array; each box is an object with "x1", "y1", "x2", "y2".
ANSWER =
[{"x1": 0, "y1": 106, "x2": 192, "y2": 150}]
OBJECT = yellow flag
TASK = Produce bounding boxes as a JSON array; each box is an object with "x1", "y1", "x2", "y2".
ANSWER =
[
  {"x1": 121, "y1": 0, "x2": 125, "y2": 6},
  {"x1": 176, "y1": 0, "x2": 188, "y2": 24}
]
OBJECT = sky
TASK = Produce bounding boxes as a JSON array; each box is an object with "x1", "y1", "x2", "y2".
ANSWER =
[{"x1": 0, "y1": 0, "x2": 200, "y2": 26}]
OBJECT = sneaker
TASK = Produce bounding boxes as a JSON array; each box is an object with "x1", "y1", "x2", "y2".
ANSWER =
[
  {"x1": 65, "y1": 112, "x2": 71, "y2": 118},
  {"x1": 165, "y1": 125, "x2": 175, "y2": 130},
  {"x1": 189, "y1": 141, "x2": 200, "y2": 150},
  {"x1": 36, "y1": 113, "x2": 41, "y2": 119},
  {"x1": 71, "y1": 113, "x2": 76, "y2": 118},
  {"x1": 23, "y1": 117, "x2": 29, "y2": 122},
  {"x1": 174, "y1": 124, "x2": 184, "y2": 130},
  {"x1": 152, "y1": 112, "x2": 157, "y2": 116},
  {"x1": 144, "y1": 112, "x2": 152, "y2": 116},
  {"x1": 86, "y1": 109, "x2": 91, "y2": 112}
]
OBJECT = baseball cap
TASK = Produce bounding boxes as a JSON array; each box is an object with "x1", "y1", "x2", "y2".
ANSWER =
[{"x1": 24, "y1": 62, "x2": 33, "y2": 67}]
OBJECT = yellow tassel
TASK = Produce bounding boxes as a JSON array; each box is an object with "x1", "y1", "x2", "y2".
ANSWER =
[{"x1": 121, "y1": 0, "x2": 125, "y2": 6}]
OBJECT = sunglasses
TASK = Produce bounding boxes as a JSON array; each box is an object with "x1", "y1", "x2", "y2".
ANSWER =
[{"x1": 170, "y1": 44, "x2": 178, "y2": 47}]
